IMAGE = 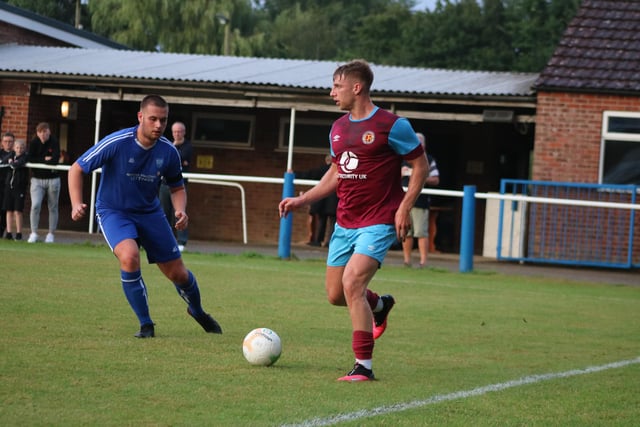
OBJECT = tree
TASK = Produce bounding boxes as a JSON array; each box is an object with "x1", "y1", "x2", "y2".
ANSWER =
[
  {"x1": 10, "y1": 0, "x2": 580, "y2": 72},
  {"x1": 341, "y1": 2, "x2": 415, "y2": 65},
  {"x1": 7, "y1": 0, "x2": 91, "y2": 29},
  {"x1": 88, "y1": 0, "x2": 254, "y2": 54},
  {"x1": 506, "y1": 0, "x2": 581, "y2": 72},
  {"x1": 254, "y1": 3, "x2": 338, "y2": 59}
]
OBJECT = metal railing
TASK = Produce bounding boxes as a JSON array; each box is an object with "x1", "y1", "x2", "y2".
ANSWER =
[
  {"x1": 496, "y1": 180, "x2": 639, "y2": 269},
  {"x1": 25, "y1": 163, "x2": 640, "y2": 270}
]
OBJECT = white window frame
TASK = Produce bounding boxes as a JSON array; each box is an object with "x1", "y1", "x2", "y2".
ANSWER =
[{"x1": 599, "y1": 111, "x2": 640, "y2": 184}]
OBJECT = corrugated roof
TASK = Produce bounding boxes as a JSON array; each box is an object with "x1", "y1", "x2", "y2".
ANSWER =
[
  {"x1": 535, "y1": 0, "x2": 640, "y2": 93},
  {"x1": 0, "y1": 44, "x2": 538, "y2": 97}
]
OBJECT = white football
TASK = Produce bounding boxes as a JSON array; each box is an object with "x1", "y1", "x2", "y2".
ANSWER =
[{"x1": 242, "y1": 328, "x2": 282, "y2": 366}]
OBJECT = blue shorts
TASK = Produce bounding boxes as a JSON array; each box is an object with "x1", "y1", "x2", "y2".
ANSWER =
[
  {"x1": 326, "y1": 223, "x2": 397, "y2": 267},
  {"x1": 97, "y1": 208, "x2": 180, "y2": 264}
]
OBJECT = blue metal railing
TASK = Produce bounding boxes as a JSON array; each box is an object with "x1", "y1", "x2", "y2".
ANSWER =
[{"x1": 497, "y1": 180, "x2": 639, "y2": 269}]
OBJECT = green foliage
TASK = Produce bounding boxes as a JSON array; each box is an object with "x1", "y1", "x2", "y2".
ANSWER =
[
  {"x1": 12, "y1": 0, "x2": 581, "y2": 71},
  {"x1": 1, "y1": 242, "x2": 639, "y2": 425},
  {"x1": 6, "y1": 0, "x2": 91, "y2": 29}
]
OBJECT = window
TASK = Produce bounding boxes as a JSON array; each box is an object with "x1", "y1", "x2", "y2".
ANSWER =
[
  {"x1": 279, "y1": 117, "x2": 333, "y2": 154},
  {"x1": 192, "y1": 113, "x2": 254, "y2": 148},
  {"x1": 600, "y1": 111, "x2": 640, "y2": 185}
]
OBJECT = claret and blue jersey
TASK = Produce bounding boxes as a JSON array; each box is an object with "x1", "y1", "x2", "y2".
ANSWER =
[{"x1": 329, "y1": 106, "x2": 424, "y2": 228}]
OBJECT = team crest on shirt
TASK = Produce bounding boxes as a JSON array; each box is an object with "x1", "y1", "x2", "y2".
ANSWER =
[
  {"x1": 156, "y1": 158, "x2": 164, "y2": 168},
  {"x1": 362, "y1": 131, "x2": 375, "y2": 145}
]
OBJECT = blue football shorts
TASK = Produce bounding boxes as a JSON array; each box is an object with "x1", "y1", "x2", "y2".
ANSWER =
[
  {"x1": 96, "y1": 207, "x2": 180, "y2": 264},
  {"x1": 326, "y1": 223, "x2": 397, "y2": 267}
]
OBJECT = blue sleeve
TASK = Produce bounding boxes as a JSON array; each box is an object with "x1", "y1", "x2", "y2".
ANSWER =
[
  {"x1": 77, "y1": 139, "x2": 111, "y2": 173},
  {"x1": 388, "y1": 118, "x2": 421, "y2": 156}
]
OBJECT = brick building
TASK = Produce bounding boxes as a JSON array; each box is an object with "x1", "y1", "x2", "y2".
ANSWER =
[
  {"x1": 9, "y1": 1, "x2": 638, "y2": 258},
  {"x1": 531, "y1": 0, "x2": 640, "y2": 266}
]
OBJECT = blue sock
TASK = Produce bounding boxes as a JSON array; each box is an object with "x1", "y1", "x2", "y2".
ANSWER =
[
  {"x1": 121, "y1": 270, "x2": 152, "y2": 326},
  {"x1": 175, "y1": 270, "x2": 204, "y2": 316}
]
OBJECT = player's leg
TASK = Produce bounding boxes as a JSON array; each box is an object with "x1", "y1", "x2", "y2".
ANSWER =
[
  {"x1": 115, "y1": 239, "x2": 154, "y2": 337},
  {"x1": 156, "y1": 258, "x2": 223, "y2": 334},
  {"x1": 325, "y1": 223, "x2": 352, "y2": 306},
  {"x1": 334, "y1": 224, "x2": 395, "y2": 381},
  {"x1": 99, "y1": 209, "x2": 153, "y2": 337},
  {"x1": 139, "y1": 211, "x2": 222, "y2": 334}
]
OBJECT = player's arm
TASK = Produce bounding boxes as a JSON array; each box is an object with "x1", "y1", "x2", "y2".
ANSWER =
[
  {"x1": 169, "y1": 185, "x2": 188, "y2": 230},
  {"x1": 279, "y1": 164, "x2": 338, "y2": 218},
  {"x1": 68, "y1": 162, "x2": 88, "y2": 221}
]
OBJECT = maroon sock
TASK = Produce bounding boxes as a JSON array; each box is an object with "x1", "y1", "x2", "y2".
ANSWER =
[
  {"x1": 366, "y1": 289, "x2": 379, "y2": 310},
  {"x1": 352, "y1": 330, "x2": 374, "y2": 360}
]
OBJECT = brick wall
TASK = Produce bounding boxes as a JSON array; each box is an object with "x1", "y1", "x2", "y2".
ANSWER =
[
  {"x1": 531, "y1": 91, "x2": 640, "y2": 265},
  {"x1": 533, "y1": 91, "x2": 640, "y2": 182},
  {"x1": 0, "y1": 81, "x2": 31, "y2": 139},
  {"x1": 0, "y1": 21, "x2": 69, "y2": 46}
]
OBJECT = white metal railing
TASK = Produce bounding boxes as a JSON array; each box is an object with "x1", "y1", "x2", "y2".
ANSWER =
[
  {"x1": 25, "y1": 163, "x2": 250, "y2": 243},
  {"x1": 25, "y1": 163, "x2": 640, "y2": 253}
]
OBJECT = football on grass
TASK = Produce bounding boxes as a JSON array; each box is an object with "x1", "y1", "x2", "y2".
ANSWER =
[{"x1": 242, "y1": 328, "x2": 282, "y2": 366}]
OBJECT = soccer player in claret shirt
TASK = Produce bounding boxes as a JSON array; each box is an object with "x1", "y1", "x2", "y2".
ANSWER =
[
  {"x1": 279, "y1": 60, "x2": 428, "y2": 381},
  {"x1": 68, "y1": 95, "x2": 222, "y2": 338}
]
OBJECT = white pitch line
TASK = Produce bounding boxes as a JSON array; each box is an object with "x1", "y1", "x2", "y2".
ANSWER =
[{"x1": 283, "y1": 357, "x2": 640, "y2": 427}]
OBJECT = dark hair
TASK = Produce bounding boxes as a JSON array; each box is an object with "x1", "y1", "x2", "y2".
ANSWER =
[
  {"x1": 140, "y1": 94, "x2": 168, "y2": 111},
  {"x1": 333, "y1": 59, "x2": 374, "y2": 93},
  {"x1": 2, "y1": 132, "x2": 15, "y2": 140}
]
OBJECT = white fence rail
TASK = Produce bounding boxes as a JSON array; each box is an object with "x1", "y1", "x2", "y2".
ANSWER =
[{"x1": 24, "y1": 163, "x2": 640, "y2": 269}]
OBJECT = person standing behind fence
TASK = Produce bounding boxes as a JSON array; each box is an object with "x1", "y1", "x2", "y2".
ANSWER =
[
  {"x1": 295, "y1": 154, "x2": 336, "y2": 246},
  {"x1": 27, "y1": 122, "x2": 61, "y2": 243},
  {"x1": 159, "y1": 121, "x2": 193, "y2": 252},
  {"x1": 0, "y1": 132, "x2": 14, "y2": 238},
  {"x1": 3, "y1": 139, "x2": 28, "y2": 241},
  {"x1": 68, "y1": 94, "x2": 222, "y2": 338},
  {"x1": 402, "y1": 132, "x2": 440, "y2": 268}
]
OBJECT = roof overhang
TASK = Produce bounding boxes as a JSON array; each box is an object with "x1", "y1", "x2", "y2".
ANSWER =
[{"x1": 4, "y1": 74, "x2": 535, "y2": 123}]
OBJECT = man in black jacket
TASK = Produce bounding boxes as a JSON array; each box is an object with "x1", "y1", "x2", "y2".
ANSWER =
[{"x1": 27, "y1": 122, "x2": 61, "y2": 243}]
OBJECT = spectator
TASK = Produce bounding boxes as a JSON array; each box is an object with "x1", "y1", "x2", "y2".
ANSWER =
[
  {"x1": 0, "y1": 132, "x2": 14, "y2": 238},
  {"x1": 402, "y1": 132, "x2": 440, "y2": 268},
  {"x1": 27, "y1": 122, "x2": 61, "y2": 243},
  {"x1": 3, "y1": 139, "x2": 28, "y2": 240},
  {"x1": 296, "y1": 154, "x2": 336, "y2": 246},
  {"x1": 159, "y1": 121, "x2": 193, "y2": 252}
]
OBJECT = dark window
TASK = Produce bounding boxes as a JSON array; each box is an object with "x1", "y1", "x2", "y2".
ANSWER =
[
  {"x1": 279, "y1": 118, "x2": 333, "y2": 153},
  {"x1": 601, "y1": 112, "x2": 640, "y2": 185},
  {"x1": 192, "y1": 114, "x2": 254, "y2": 148}
]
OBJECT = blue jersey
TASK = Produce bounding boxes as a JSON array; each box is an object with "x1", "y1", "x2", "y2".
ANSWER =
[{"x1": 77, "y1": 126, "x2": 183, "y2": 214}]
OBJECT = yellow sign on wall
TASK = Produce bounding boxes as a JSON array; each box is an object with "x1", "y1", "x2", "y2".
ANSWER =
[{"x1": 197, "y1": 155, "x2": 214, "y2": 169}]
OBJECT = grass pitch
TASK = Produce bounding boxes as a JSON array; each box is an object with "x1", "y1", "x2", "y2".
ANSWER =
[{"x1": 1, "y1": 241, "x2": 638, "y2": 426}]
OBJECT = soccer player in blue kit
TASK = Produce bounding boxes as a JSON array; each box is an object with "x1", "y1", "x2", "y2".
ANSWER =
[
  {"x1": 68, "y1": 95, "x2": 222, "y2": 338},
  {"x1": 279, "y1": 60, "x2": 428, "y2": 381}
]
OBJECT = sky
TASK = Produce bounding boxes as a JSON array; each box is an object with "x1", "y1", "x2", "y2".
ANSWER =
[{"x1": 412, "y1": 0, "x2": 439, "y2": 11}]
